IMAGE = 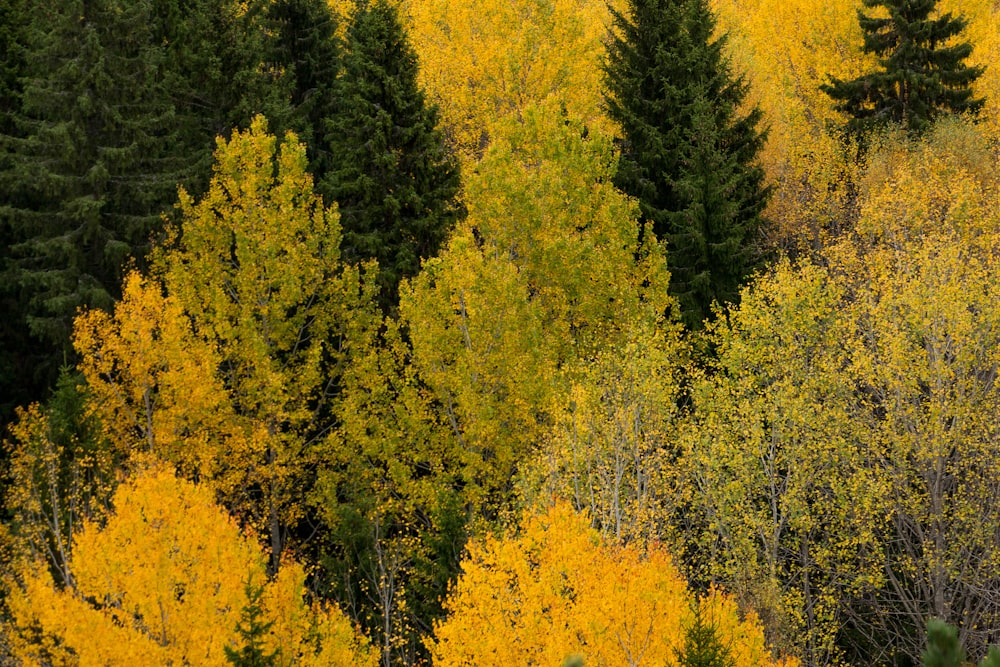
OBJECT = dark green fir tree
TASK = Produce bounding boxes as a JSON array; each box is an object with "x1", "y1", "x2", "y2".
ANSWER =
[
  {"x1": 821, "y1": 0, "x2": 984, "y2": 135},
  {"x1": 0, "y1": 0, "x2": 184, "y2": 410},
  {"x1": 224, "y1": 581, "x2": 279, "y2": 667},
  {"x1": 0, "y1": 0, "x2": 281, "y2": 421},
  {"x1": 603, "y1": 0, "x2": 770, "y2": 329},
  {"x1": 676, "y1": 600, "x2": 735, "y2": 667},
  {"x1": 263, "y1": 0, "x2": 343, "y2": 182},
  {"x1": 321, "y1": 0, "x2": 462, "y2": 311}
]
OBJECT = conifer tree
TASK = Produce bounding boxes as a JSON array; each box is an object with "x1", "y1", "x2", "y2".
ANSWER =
[
  {"x1": 603, "y1": 0, "x2": 769, "y2": 329},
  {"x1": 0, "y1": 0, "x2": 182, "y2": 398},
  {"x1": 224, "y1": 581, "x2": 279, "y2": 667},
  {"x1": 0, "y1": 0, "x2": 280, "y2": 417},
  {"x1": 923, "y1": 618, "x2": 964, "y2": 667},
  {"x1": 676, "y1": 601, "x2": 735, "y2": 667},
  {"x1": 821, "y1": 0, "x2": 984, "y2": 135},
  {"x1": 263, "y1": 0, "x2": 343, "y2": 182},
  {"x1": 321, "y1": 0, "x2": 461, "y2": 311}
]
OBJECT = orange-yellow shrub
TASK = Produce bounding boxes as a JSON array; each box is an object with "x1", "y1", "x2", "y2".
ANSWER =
[{"x1": 430, "y1": 501, "x2": 795, "y2": 667}]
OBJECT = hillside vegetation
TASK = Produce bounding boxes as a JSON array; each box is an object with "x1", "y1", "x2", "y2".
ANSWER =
[{"x1": 3, "y1": 0, "x2": 1000, "y2": 665}]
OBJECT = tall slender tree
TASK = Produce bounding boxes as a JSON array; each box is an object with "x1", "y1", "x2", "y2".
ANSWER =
[
  {"x1": 603, "y1": 0, "x2": 770, "y2": 329},
  {"x1": 822, "y1": 0, "x2": 984, "y2": 135},
  {"x1": 321, "y1": 0, "x2": 462, "y2": 311}
]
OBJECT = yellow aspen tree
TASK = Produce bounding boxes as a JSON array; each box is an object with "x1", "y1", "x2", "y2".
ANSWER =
[
  {"x1": 3, "y1": 401, "x2": 115, "y2": 591},
  {"x1": 404, "y1": 0, "x2": 616, "y2": 165},
  {"x1": 708, "y1": 0, "x2": 871, "y2": 251},
  {"x1": 839, "y1": 230, "x2": 1000, "y2": 663},
  {"x1": 685, "y1": 258, "x2": 880, "y2": 665},
  {"x1": 2, "y1": 361, "x2": 120, "y2": 592},
  {"x1": 687, "y1": 208, "x2": 1000, "y2": 664},
  {"x1": 73, "y1": 271, "x2": 232, "y2": 478},
  {"x1": 3, "y1": 463, "x2": 378, "y2": 667},
  {"x1": 402, "y1": 103, "x2": 675, "y2": 516},
  {"x1": 534, "y1": 324, "x2": 686, "y2": 546},
  {"x1": 429, "y1": 501, "x2": 795, "y2": 667}
]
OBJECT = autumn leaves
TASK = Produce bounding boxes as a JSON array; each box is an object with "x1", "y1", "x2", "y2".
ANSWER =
[{"x1": 2, "y1": 0, "x2": 1000, "y2": 664}]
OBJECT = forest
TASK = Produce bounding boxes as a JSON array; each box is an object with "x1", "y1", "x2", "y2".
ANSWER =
[{"x1": 2, "y1": 0, "x2": 1000, "y2": 664}]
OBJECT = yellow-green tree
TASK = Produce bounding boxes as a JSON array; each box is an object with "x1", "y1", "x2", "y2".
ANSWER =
[
  {"x1": 403, "y1": 103, "x2": 675, "y2": 492},
  {"x1": 73, "y1": 116, "x2": 379, "y2": 570},
  {"x1": 3, "y1": 463, "x2": 378, "y2": 667},
  {"x1": 430, "y1": 501, "x2": 796, "y2": 667},
  {"x1": 686, "y1": 206, "x2": 1000, "y2": 663}
]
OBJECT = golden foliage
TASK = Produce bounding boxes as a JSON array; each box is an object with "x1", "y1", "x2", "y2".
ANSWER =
[
  {"x1": 688, "y1": 218, "x2": 1000, "y2": 662},
  {"x1": 3, "y1": 464, "x2": 378, "y2": 667},
  {"x1": 404, "y1": 0, "x2": 615, "y2": 165},
  {"x1": 430, "y1": 501, "x2": 794, "y2": 667}
]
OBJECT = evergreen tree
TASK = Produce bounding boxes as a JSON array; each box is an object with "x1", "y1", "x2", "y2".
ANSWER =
[
  {"x1": 983, "y1": 647, "x2": 1000, "y2": 667},
  {"x1": 923, "y1": 618, "x2": 964, "y2": 667},
  {"x1": 0, "y1": 0, "x2": 282, "y2": 419},
  {"x1": 0, "y1": 0, "x2": 184, "y2": 405},
  {"x1": 676, "y1": 601, "x2": 734, "y2": 667},
  {"x1": 263, "y1": 0, "x2": 343, "y2": 182},
  {"x1": 603, "y1": 0, "x2": 770, "y2": 329},
  {"x1": 224, "y1": 581, "x2": 279, "y2": 667},
  {"x1": 0, "y1": 0, "x2": 32, "y2": 426},
  {"x1": 321, "y1": 0, "x2": 462, "y2": 311},
  {"x1": 821, "y1": 0, "x2": 984, "y2": 135}
]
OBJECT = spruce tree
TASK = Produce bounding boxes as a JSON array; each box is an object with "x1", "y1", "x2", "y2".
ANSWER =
[
  {"x1": 263, "y1": 0, "x2": 343, "y2": 182},
  {"x1": 604, "y1": 0, "x2": 770, "y2": 329},
  {"x1": 224, "y1": 582, "x2": 279, "y2": 667},
  {"x1": 321, "y1": 0, "x2": 461, "y2": 311},
  {"x1": 821, "y1": 0, "x2": 984, "y2": 135},
  {"x1": 0, "y1": 0, "x2": 280, "y2": 418},
  {"x1": 676, "y1": 601, "x2": 735, "y2": 667},
  {"x1": 0, "y1": 0, "x2": 184, "y2": 403}
]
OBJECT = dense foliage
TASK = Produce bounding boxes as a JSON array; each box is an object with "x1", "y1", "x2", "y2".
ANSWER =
[{"x1": 4, "y1": 0, "x2": 1000, "y2": 665}]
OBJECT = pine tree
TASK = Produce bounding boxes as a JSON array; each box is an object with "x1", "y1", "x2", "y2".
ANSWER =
[
  {"x1": 923, "y1": 618, "x2": 964, "y2": 667},
  {"x1": 676, "y1": 601, "x2": 734, "y2": 667},
  {"x1": 321, "y1": 0, "x2": 462, "y2": 311},
  {"x1": 821, "y1": 0, "x2": 984, "y2": 135},
  {"x1": 604, "y1": 0, "x2": 770, "y2": 329}
]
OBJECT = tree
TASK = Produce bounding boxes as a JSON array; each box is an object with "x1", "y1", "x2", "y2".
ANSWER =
[
  {"x1": 74, "y1": 117, "x2": 379, "y2": 572},
  {"x1": 604, "y1": 0, "x2": 770, "y2": 328},
  {"x1": 263, "y1": 0, "x2": 343, "y2": 181},
  {"x1": 923, "y1": 619, "x2": 963, "y2": 667},
  {"x1": 429, "y1": 501, "x2": 790, "y2": 667},
  {"x1": 0, "y1": 0, "x2": 280, "y2": 421},
  {"x1": 0, "y1": 0, "x2": 181, "y2": 407},
  {"x1": 677, "y1": 600, "x2": 736, "y2": 667},
  {"x1": 405, "y1": 0, "x2": 614, "y2": 165},
  {"x1": 2, "y1": 464, "x2": 379, "y2": 667},
  {"x1": 225, "y1": 582, "x2": 279, "y2": 667},
  {"x1": 322, "y1": 0, "x2": 462, "y2": 310},
  {"x1": 821, "y1": 0, "x2": 984, "y2": 135}
]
